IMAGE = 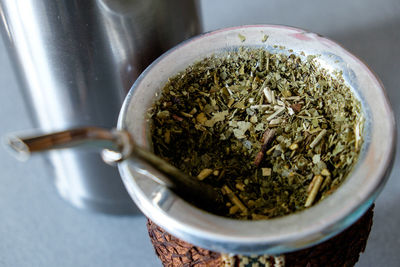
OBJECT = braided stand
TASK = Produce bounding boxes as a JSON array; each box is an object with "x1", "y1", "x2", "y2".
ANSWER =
[{"x1": 147, "y1": 205, "x2": 374, "y2": 267}]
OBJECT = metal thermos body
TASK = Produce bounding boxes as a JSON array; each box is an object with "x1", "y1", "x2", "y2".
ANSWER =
[{"x1": 0, "y1": 0, "x2": 201, "y2": 214}]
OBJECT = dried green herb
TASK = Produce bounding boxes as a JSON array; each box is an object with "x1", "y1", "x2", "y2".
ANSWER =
[{"x1": 149, "y1": 47, "x2": 364, "y2": 220}]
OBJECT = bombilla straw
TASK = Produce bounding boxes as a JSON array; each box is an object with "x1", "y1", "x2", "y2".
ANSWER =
[{"x1": 5, "y1": 127, "x2": 223, "y2": 209}]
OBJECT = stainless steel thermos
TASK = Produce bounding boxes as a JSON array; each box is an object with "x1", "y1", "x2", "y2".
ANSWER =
[{"x1": 0, "y1": 0, "x2": 201, "y2": 214}]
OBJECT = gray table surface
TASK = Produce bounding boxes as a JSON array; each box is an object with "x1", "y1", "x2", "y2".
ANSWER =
[{"x1": 1, "y1": 1, "x2": 399, "y2": 266}]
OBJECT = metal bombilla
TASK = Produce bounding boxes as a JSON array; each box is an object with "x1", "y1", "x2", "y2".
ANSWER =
[{"x1": 6, "y1": 127, "x2": 223, "y2": 213}]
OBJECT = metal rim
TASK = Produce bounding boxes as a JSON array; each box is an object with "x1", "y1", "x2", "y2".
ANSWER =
[{"x1": 117, "y1": 25, "x2": 396, "y2": 254}]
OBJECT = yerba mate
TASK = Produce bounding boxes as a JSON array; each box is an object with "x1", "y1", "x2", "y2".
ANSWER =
[{"x1": 150, "y1": 47, "x2": 363, "y2": 220}]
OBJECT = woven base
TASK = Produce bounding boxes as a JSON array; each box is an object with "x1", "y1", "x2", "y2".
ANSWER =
[{"x1": 147, "y1": 206, "x2": 374, "y2": 267}]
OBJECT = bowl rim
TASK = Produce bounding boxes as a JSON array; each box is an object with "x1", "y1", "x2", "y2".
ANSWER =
[{"x1": 117, "y1": 24, "x2": 396, "y2": 254}]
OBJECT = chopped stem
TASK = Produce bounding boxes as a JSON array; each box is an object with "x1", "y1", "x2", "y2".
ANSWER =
[
  {"x1": 305, "y1": 175, "x2": 324, "y2": 207},
  {"x1": 222, "y1": 185, "x2": 248, "y2": 215},
  {"x1": 310, "y1": 129, "x2": 327, "y2": 148}
]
